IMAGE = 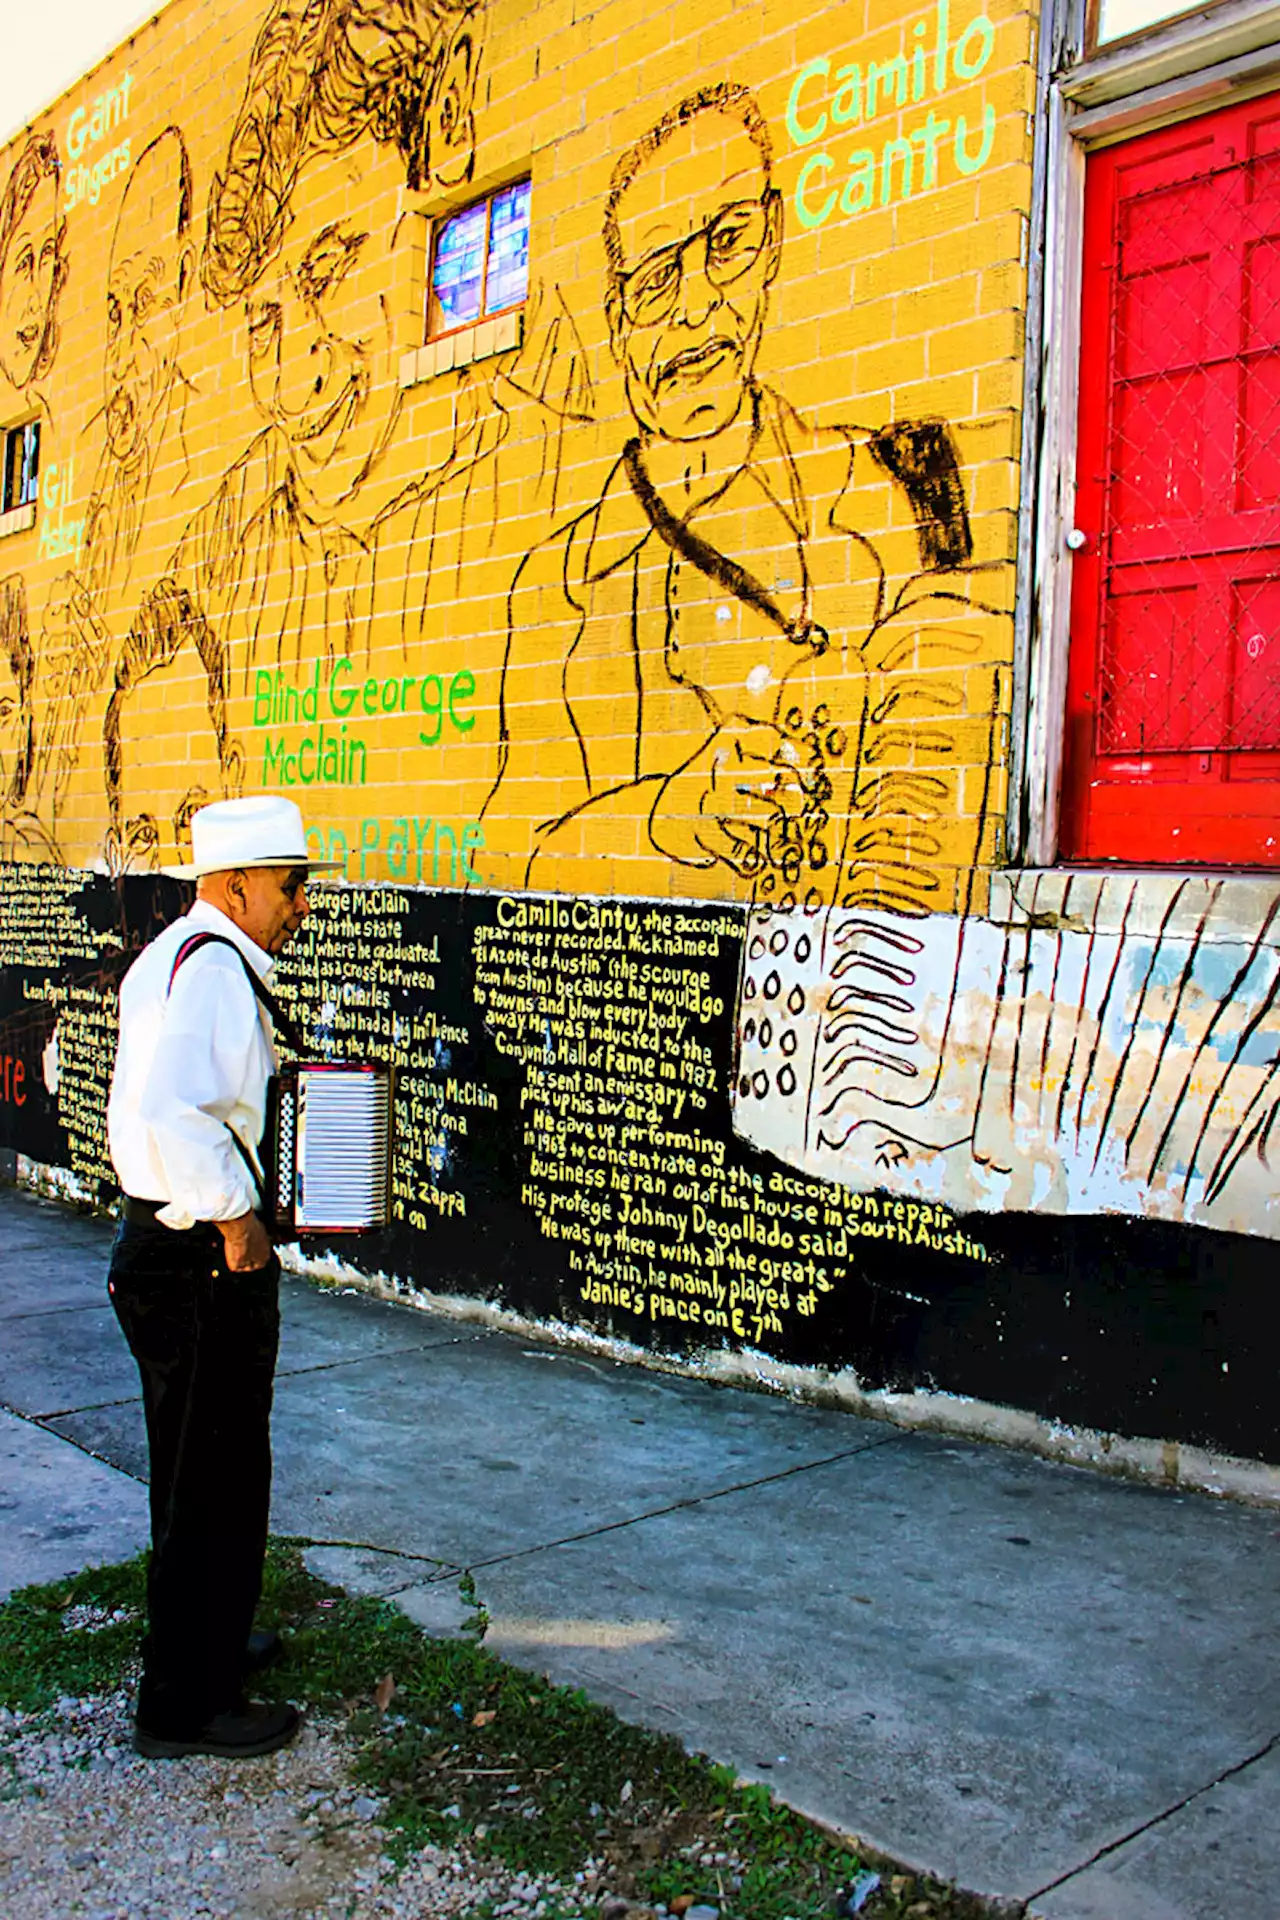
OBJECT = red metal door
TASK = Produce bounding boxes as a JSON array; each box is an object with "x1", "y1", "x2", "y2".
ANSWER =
[{"x1": 1063, "y1": 94, "x2": 1280, "y2": 866}]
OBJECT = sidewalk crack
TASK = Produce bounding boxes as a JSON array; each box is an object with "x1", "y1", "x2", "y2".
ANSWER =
[
  {"x1": 454, "y1": 1433, "x2": 906, "y2": 1575},
  {"x1": 0, "y1": 1300, "x2": 113, "y2": 1324},
  {"x1": 1, "y1": 1400, "x2": 149, "y2": 1486},
  {"x1": 290, "y1": 1536, "x2": 463, "y2": 1597},
  {"x1": 1025, "y1": 1730, "x2": 1280, "y2": 1907},
  {"x1": 274, "y1": 1334, "x2": 489, "y2": 1380},
  {"x1": 34, "y1": 1392, "x2": 143, "y2": 1419},
  {"x1": 254, "y1": 1439, "x2": 904, "y2": 1585}
]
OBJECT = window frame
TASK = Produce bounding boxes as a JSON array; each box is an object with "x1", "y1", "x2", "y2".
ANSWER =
[
  {"x1": 1, "y1": 419, "x2": 40, "y2": 518},
  {"x1": 1088, "y1": 0, "x2": 1237, "y2": 58},
  {"x1": 425, "y1": 177, "x2": 533, "y2": 346},
  {"x1": 1018, "y1": 0, "x2": 1280, "y2": 868}
]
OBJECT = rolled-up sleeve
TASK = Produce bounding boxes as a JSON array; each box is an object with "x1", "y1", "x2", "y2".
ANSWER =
[{"x1": 137, "y1": 953, "x2": 262, "y2": 1226}]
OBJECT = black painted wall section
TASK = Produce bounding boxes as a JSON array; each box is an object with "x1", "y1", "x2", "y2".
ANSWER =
[{"x1": 0, "y1": 867, "x2": 1276, "y2": 1466}]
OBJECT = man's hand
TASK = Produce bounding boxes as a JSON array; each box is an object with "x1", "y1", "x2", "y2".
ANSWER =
[
  {"x1": 216, "y1": 1211, "x2": 274, "y2": 1272},
  {"x1": 649, "y1": 719, "x2": 808, "y2": 874}
]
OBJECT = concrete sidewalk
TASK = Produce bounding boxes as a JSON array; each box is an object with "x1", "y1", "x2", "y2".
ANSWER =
[{"x1": 1, "y1": 1184, "x2": 1277, "y2": 1919}]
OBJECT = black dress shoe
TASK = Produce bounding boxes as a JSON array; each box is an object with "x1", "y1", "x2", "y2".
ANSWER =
[
  {"x1": 245, "y1": 1627, "x2": 283, "y2": 1674},
  {"x1": 135, "y1": 1699, "x2": 302, "y2": 1760}
]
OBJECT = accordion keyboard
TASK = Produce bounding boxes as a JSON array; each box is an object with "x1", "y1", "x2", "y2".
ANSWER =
[{"x1": 294, "y1": 1067, "x2": 391, "y2": 1232}]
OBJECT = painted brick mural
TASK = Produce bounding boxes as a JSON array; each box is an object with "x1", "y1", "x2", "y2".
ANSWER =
[{"x1": 1, "y1": 0, "x2": 1276, "y2": 1467}]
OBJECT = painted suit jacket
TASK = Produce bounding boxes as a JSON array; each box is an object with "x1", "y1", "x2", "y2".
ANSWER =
[
  {"x1": 164, "y1": 428, "x2": 370, "y2": 704},
  {"x1": 483, "y1": 386, "x2": 1007, "y2": 912}
]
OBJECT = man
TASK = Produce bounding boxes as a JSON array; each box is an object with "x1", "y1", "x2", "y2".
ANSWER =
[
  {"x1": 481, "y1": 82, "x2": 1005, "y2": 913},
  {"x1": 0, "y1": 577, "x2": 32, "y2": 806},
  {"x1": 1, "y1": 573, "x2": 59, "y2": 860},
  {"x1": 141, "y1": 0, "x2": 483, "y2": 704},
  {"x1": 0, "y1": 132, "x2": 67, "y2": 400},
  {"x1": 90, "y1": 126, "x2": 196, "y2": 603},
  {"x1": 102, "y1": 577, "x2": 244, "y2": 875},
  {"x1": 36, "y1": 127, "x2": 197, "y2": 815},
  {"x1": 106, "y1": 793, "x2": 342, "y2": 1758},
  {"x1": 175, "y1": 126, "x2": 417, "y2": 694}
]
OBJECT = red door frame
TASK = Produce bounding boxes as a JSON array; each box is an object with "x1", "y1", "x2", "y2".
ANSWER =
[{"x1": 1062, "y1": 94, "x2": 1280, "y2": 868}]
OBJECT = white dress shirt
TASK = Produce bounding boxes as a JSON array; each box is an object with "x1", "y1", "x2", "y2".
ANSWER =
[{"x1": 107, "y1": 900, "x2": 279, "y2": 1230}]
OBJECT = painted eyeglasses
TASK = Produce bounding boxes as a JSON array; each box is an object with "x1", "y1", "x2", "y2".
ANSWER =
[{"x1": 617, "y1": 196, "x2": 773, "y2": 327}]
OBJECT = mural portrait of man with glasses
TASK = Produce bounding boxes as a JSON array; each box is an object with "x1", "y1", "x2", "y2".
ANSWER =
[{"x1": 482, "y1": 79, "x2": 998, "y2": 910}]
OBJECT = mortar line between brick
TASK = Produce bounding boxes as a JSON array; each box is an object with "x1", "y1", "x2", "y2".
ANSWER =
[{"x1": 1025, "y1": 1729, "x2": 1280, "y2": 1908}]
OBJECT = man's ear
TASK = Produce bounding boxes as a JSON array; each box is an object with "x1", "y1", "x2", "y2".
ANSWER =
[
  {"x1": 220, "y1": 738, "x2": 246, "y2": 797},
  {"x1": 176, "y1": 242, "x2": 195, "y2": 305},
  {"x1": 427, "y1": 24, "x2": 479, "y2": 191},
  {"x1": 605, "y1": 284, "x2": 625, "y2": 367},
  {"x1": 762, "y1": 187, "x2": 784, "y2": 287},
  {"x1": 53, "y1": 221, "x2": 70, "y2": 301},
  {"x1": 223, "y1": 867, "x2": 250, "y2": 920}
]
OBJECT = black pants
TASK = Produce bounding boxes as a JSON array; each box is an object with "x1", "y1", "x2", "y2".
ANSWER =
[{"x1": 107, "y1": 1213, "x2": 280, "y2": 1736}]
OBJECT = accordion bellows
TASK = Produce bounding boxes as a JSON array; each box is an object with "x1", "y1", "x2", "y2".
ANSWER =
[{"x1": 270, "y1": 1063, "x2": 392, "y2": 1234}]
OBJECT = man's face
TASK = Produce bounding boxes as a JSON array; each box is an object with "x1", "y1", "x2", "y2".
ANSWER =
[
  {"x1": 104, "y1": 170, "x2": 191, "y2": 462},
  {"x1": 112, "y1": 656, "x2": 228, "y2": 872},
  {"x1": 236, "y1": 866, "x2": 311, "y2": 954},
  {"x1": 246, "y1": 133, "x2": 408, "y2": 524},
  {"x1": 0, "y1": 650, "x2": 25, "y2": 801},
  {"x1": 608, "y1": 114, "x2": 781, "y2": 443},
  {"x1": 0, "y1": 172, "x2": 60, "y2": 391}
]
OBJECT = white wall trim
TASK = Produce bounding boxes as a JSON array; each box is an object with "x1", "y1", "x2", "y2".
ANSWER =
[
  {"x1": 1023, "y1": 21, "x2": 1280, "y2": 862},
  {"x1": 0, "y1": 500, "x2": 36, "y2": 541},
  {"x1": 1024, "y1": 95, "x2": 1087, "y2": 865},
  {"x1": 399, "y1": 307, "x2": 523, "y2": 390},
  {"x1": 1070, "y1": 31, "x2": 1280, "y2": 139},
  {"x1": 1007, "y1": 0, "x2": 1065, "y2": 864}
]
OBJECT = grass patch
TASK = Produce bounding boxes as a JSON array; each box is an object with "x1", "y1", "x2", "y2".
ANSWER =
[
  {"x1": 0, "y1": 1555, "x2": 148, "y2": 1712},
  {"x1": 1, "y1": 1541, "x2": 997, "y2": 1920}
]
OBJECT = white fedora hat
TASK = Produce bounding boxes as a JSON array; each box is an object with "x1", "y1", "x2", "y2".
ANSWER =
[{"x1": 163, "y1": 796, "x2": 347, "y2": 880}]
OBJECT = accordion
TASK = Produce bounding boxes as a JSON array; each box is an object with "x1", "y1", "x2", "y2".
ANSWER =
[{"x1": 265, "y1": 1062, "x2": 392, "y2": 1235}]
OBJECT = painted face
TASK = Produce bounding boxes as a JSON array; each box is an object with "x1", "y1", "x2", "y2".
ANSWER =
[
  {"x1": 0, "y1": 648, "x2": 26, "y2": 801},
  {"x1": 0, "y1": 171, "x2": 60, "y2": 391},
  {"x1": 112, "y1": 654, "x2": 228, "y2": 872},
  {"x1": 426, "y1": 19, "x2": 481, "y2": 190},
  {"x1": 246, "y1": 132, "x2": 408, "y2": 523},
  {"x1": 609, "y1": 115, "x2": 781, "y2": 443},
  {"x1": 104, "y1": 161, "x2": 191, "y2": 463}
]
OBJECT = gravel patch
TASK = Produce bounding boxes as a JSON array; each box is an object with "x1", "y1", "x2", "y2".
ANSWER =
[{"x1": 0, "y1": 1691, "x2": 616, "y2": 1918}]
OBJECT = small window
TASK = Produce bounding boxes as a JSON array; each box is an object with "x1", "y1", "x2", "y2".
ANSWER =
[
  {"x1": 1091, "y1": 0, "x2": 1229, "y2": 50},
  {"x1": 2, "y1": 422, "x2": 39, "y2": 514},
  {"x1": 427, "y1": 180, "x2": 531, "y2": 340}
]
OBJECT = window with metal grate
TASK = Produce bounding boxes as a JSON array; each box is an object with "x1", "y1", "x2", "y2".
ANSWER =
[{"x1": 1063, "y1": 92, "x2": 1280, "y2": 868}]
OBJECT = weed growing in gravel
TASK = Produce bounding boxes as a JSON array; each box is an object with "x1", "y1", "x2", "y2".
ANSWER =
[
  {"x1": 1, "y1": 1542, "x2": 989, "y2": 1920},
  {"x1": 0, "y1": 1557, "x2": 148, "y2": 1712},
  {"x1": 256, "y1": 1570, "x2": 861, "y2": 1915}
]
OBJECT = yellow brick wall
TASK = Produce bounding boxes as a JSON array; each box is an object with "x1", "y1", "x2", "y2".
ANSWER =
[{"x1": 0, "y1": 0, "x2": 1033, "y2": 903}]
